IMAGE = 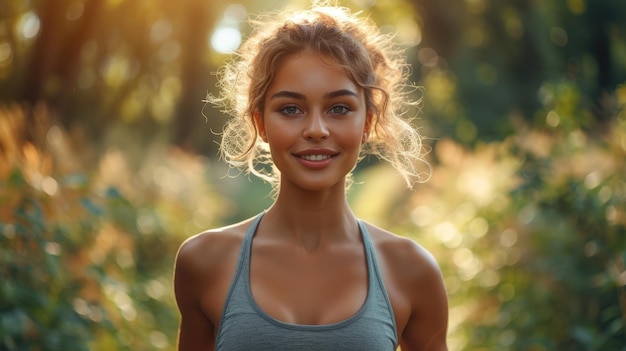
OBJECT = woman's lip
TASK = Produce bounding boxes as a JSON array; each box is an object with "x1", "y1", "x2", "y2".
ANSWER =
[
  {"x1": 296, "y1": 155, "x2": 335, "y2": 169},
  {"x1": 293, "y1": 150, "x2": 337, "y2": 169},
  {"x1": 294, "y1": 148, "x2": 338, "y2": 157}
]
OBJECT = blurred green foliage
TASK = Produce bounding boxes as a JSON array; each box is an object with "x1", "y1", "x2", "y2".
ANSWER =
[
  {"x1": 0, "y1": 106, "x2": 226, "y2": 350},
  {"x1": 352, "y1": 84, "x2": 626, "y2": 350},
  {"x1": 1, "y1": 0, "x2": 625, "y2": 350}
]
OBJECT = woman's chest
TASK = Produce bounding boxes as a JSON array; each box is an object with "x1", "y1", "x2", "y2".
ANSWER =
[{"x1": 249, "y1": 243, "x2": 368, "y2": 325}]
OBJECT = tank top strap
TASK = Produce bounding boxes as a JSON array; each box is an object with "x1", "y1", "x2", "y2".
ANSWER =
[
  {"x1": 216, "y1": 212, "x2": 264, "y2": 331},
  {"x1": 234, "y1": 212, "x2": 264, "y2": 288},
  {"x1": 357, "y1": 220, "x2": 398, "y2": 338},
  {"x1": 241, "y1": 213, "x2": 264, "y2": 260}
]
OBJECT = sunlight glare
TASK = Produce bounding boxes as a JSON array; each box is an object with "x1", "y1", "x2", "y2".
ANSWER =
[{"x1": 210, "y1": 27, "x2": 241, "y2": 53}]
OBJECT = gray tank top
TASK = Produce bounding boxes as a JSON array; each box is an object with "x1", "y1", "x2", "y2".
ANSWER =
[{"x1": 215, "y1": 213, "x2": 398, "y2": 350}]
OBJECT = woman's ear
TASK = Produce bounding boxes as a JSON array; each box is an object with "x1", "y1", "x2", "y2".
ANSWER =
[{"x1": 254, "y1": 112, "x2": 268, "y2": 142}]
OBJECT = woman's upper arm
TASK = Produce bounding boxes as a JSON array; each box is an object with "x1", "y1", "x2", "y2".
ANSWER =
[
  {"x1": 398, "y1": 244, "x2": 449, "y2": 351},
  {"x1": 174, "y1": 238, "x2": 216, "y2": 351}
]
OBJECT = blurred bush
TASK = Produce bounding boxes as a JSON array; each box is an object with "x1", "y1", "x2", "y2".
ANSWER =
[
  {"x1": 0, "y1": 104, "x2": 227, "y2": 350},
  {"x1": 352, "y1": 84, "x2": 626, "y2": 350}
]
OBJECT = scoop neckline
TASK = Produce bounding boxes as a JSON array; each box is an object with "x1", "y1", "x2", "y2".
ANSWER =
[{"x1": 243, "y1": 214, "x2": 373, "y2": 331}]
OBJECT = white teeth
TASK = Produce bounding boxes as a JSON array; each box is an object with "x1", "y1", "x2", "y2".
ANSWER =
[{"x1": 301, "y1": 154, "x2": 331, "y2": 161}]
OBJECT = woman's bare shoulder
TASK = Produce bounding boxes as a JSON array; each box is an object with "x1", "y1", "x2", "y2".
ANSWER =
[
  {"x1": 175, "y1": 216, "x2": 258, "y2": 276},
  {"x1": 362, "y1": 221, "x2": 442, "y2": 282}
]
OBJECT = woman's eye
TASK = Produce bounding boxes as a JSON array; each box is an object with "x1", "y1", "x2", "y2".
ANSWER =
[
  {"x1": 280, "y1": 105, "x2": 302, "y2": 115},
  {"x1": 330, "y1": 104, "x2": 351, "y2": 114},
  {"x1": 329, "y1": 105, "x2": 351, "y2": 115}
]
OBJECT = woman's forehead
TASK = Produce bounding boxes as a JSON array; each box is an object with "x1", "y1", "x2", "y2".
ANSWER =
[{"x1": 267, "y1": 51, "x2": 361, "y2": 95}]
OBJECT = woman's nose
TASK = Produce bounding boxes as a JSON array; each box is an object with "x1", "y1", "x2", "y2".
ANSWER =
[{"x1": 302, "y1": 111, "x2": 329, "y2": 141}]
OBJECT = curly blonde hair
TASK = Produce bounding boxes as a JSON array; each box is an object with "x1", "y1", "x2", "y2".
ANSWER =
[{"x1": 209, "y1": 2, "x2": 430, "y2": 188}]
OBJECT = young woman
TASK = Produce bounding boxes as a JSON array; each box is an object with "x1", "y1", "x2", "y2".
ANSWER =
[{"x1": 174, "y1": 3, "x2": 448, "y2": 350}]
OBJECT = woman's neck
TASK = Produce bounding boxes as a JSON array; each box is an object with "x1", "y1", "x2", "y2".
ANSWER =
[{"x1": 260, "y1": 184, "x2": 360, "y2": 250}]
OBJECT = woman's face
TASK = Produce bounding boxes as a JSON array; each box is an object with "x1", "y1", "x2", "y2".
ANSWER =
[{"x1": 257, "y1": 51, "x2": 369, "y2": 192}]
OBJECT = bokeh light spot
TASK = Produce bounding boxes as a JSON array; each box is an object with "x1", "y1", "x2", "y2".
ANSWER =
[
  {"x1": 469, "y1": 217, "x2": 489, "y2": 238},
  {"x1": 158, "y1": 40, "x2": 181, "y2": 63},
  {"x1": 499, "y1": 229, "x2": 518, "y2": 248},
  {"x1": 42, "y1": 176, "x2": 58, "y2": 196},
  {"x1": 583, "y1": 241, "x2": 598, "y2": 257},
  {"x1": 435, "y1": 221, "x2": 462, "y2": 248},
  {"x1": 66, "y1": 2, "x2": 85, "y2": 21},
  {"x1": 116, "y1": 249, "x2": 134, "y2": 268},
  {"x1": 498, "y1": 283, "x2": 515, "y2": 301},
  {"x1": 150, "y1": 19, "x2": 173, "y2": 42},
  {"x1": 411, "y1": 205, "x2": 434, "y2": 227},
  {"x1": 584, "y1": 170, "x2": 602, "y2": 189},
  {"x1": 546, "y1": 110, "x2": 560, "y2": 127},
  {"x1": 150, "y1": 331, "x2": 169, "y2": 349},
  {"x1": 46, "y1": 125, "x2": 63, "y2": 146},
  {"x1": 598, "y1": 185, "x2": 612, "y2": 204},
  {"x1": 18, "y1": 12, "x2": 40, "y2": 39},
  {"x1": 418, "y1": 48, "x2": 439, "y2": 67},
  {"x1": 210, "y1": 27, "x2": 241, "y2": 53},
  {"x1": 550, "y1": 26, "x2": 568, "y2": 47},
  {"x1": 396, "y1": 17, "x2": 421, "y2": 46},
  {"x1": 453, "y1": 248, "x2": 474, "y2": 268},
  {"x1": 223, "y1": 4, "x2": 247, "y2": 24},
  {"x1": 145, "y1": 279, "x2": 166, "y2": 300},
  {"x1": 499, "y1": 329, "x2": 517, "y2": 347},
  {"x1": 479, "y1": 269, "x2": 501, "y2": 288},
  {"x1": 44, "y1": 241, "x2": 61, "y2": 256}
]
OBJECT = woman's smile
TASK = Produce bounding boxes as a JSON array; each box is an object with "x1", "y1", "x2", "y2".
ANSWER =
[{"x1": 293, "y1": 148, "x2": 338, "y2": 169}]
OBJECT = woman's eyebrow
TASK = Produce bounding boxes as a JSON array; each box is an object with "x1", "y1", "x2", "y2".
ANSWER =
[
  {"x1": 325, "y1": 89, "x2": 358, "y2": 99},
  {"x1": 270, "y1": 89, "x2": 358, "y2": 100},
  {"x1": 270, "y1": 91, "x2": 305, "y2": 100}
]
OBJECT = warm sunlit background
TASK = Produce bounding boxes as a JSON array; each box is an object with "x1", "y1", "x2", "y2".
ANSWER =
[{"x1": 1, "y1": 0, "x2": 625, "y2": 350}]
